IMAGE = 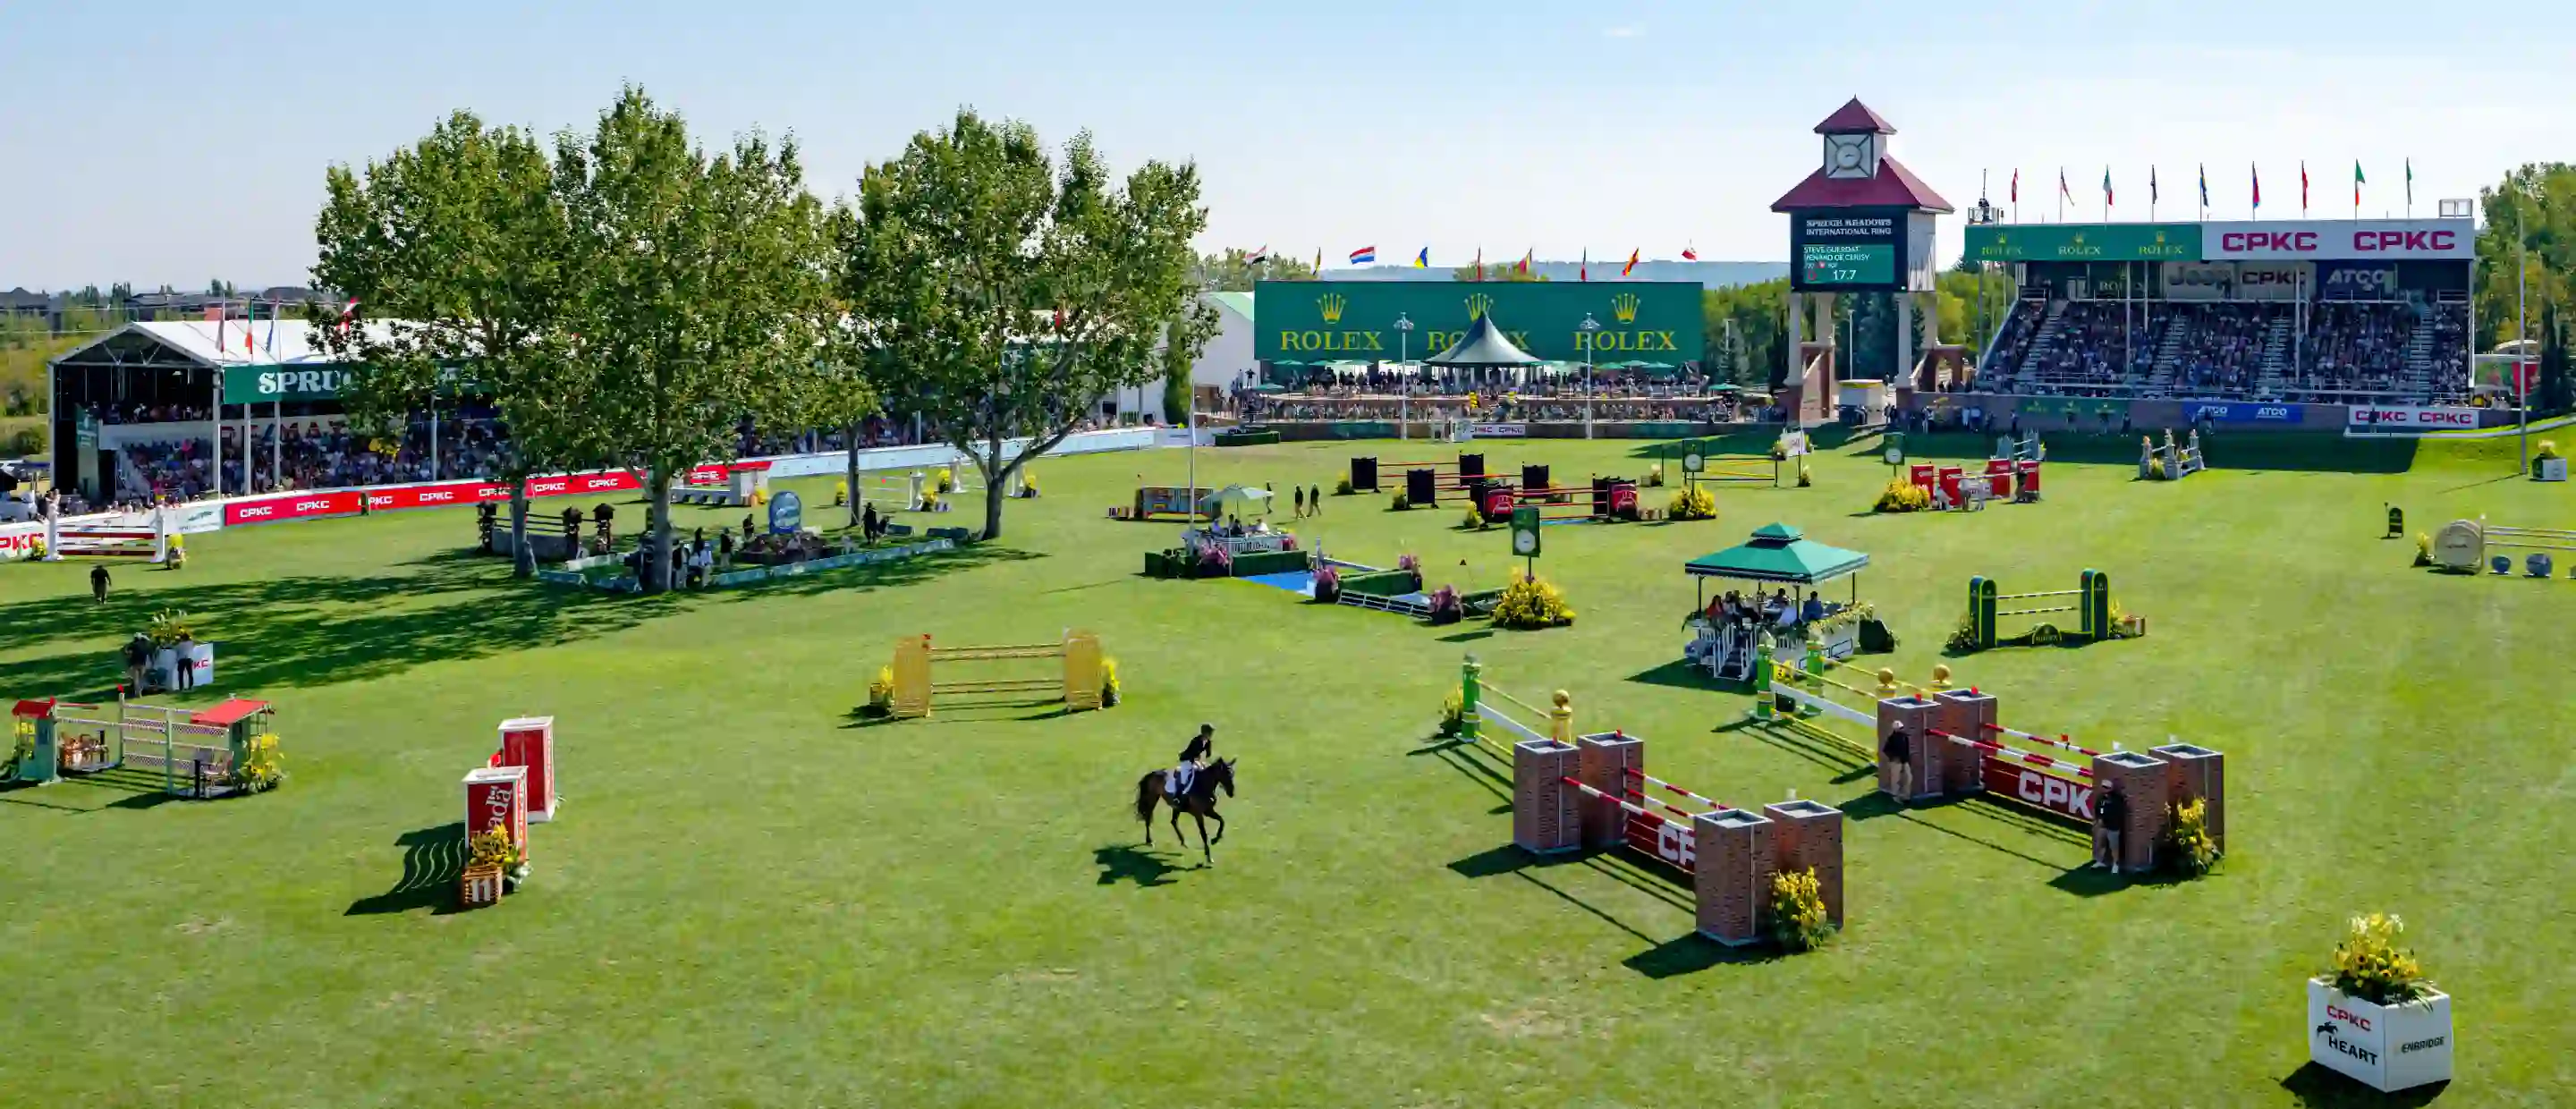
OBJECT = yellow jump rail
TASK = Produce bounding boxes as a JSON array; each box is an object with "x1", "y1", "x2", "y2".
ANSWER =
[{"x1": 891, "y1": 631, "x2": 1103, "y2": 719}]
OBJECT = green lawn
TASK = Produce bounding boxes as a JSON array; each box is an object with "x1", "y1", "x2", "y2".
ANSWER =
[{"x1": 4, "y1": 432, "x2": 2572, "y2": 1107}]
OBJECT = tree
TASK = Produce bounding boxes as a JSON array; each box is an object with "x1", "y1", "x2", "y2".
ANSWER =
[
  {"x1": 793, "y1": 210, "x2": 886, "y2": 530},
  {"x1": 1702, "y1": 278, "x2": 1789, "y2": 387},
  {"x1": 309, "y1": 109, "x2": 589, "y2": 578},
  {"x1": 1450, "y1": 262, "x2": 1546, "y2": 283},
  {"x1": 556, "y1": 87, "x2": 837, "y2": 594},
  {"x1": 1161, "y1": 357, "x2": 1190, "y2": 424},
  {"x1": 1195, "y1": 248, "x2": 1314, "y2": 290},
  {"x1": 843, "y1": 108, "x2": 1214, "y2": 541},
  {"x1": 2541, "y1": 303, "x2": 2572, "y2": 414}
]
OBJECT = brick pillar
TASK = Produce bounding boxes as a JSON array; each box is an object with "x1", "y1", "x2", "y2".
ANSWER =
[
  {"x1": 2091, "y1": 750, "x2": 2170, "y2": 874},
  {"x1": 1512, "y1": 740, "x2": 1581, "y2": 855},
  {"x1": 1693, "y1": 808, "x2": 1775, "y2": 947},
  {"x1": 1765, "y1": 799, "x2": 1845, "y2": 927},
  {"x1": 1577, "y1": 732, "x2": 1646, "y2": 852},
  {"x1": 1874, "y1": 695, "x2": 1937, "y2": 801},
  {"x1": 1933, "y1": 689, "x2": 2000, "y2": 795},
  {"x1": 2151, "y1": 742, "x2": 2226, "y2": 852}
]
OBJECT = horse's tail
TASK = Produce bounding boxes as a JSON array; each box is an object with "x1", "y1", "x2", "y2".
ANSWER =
[{"x1": 1134, "y1": 772, "x2": 1161, "y2": 824}]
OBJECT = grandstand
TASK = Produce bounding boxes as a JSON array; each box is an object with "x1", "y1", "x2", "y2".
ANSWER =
[{"x1": 1962, "y1": 219, "x2": 2475, "y2": 405}]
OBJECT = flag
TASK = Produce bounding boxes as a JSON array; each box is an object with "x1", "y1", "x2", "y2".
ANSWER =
[
  {"x1": 1622, "y1": 249, "x2": 1639, "y2": 278},
  {"x1": 1580, "y1": 248, "x2": 1588, "y2": 283},
  {"x1": 2010, "y1": 169, "x2": 2018, "y2": 204},
  {"x1": 2103, "y1": 166, "x2": 2114, "y2": 207},
  {"x1": 2353, "y1": 160, "x2": 2365, "y2": 206},
  {"x1": 1313, "y1": 248, "x2": 1321, "y2": 275},
  {"x1": 2199, "y1": 164, "x2": 2209, "y2": 207},
  {"x1": 1681, "y1": 243, "x2": 1698, "y2": 261},
  {"x1": 1411, "y1": 247, "x2": 1427, "y2": 268},
  {"x1": 2251, "y1": 164, "x2": 2262, "y2": 210},
  {"x1": 1516, "y1": 249, "x2": 1532, "y2": 275},
  {"x1": 2405, "y1": 157, "x2": 2414, "y2": 204},
  {"x1": 2301, "y1": 160, "x2": 2309, "y2": 213},
  {"x1": 2058, "y1": 168, "x2": 2072, "y2": 202},
  {"x1": 1244, "y1": 245, "x2": 1269, "y2": 264},
  {"x1": 243, "y1": 300, "x2": 257, "y2": 356},
  {"x1": 1349, "y1": 245, "x2": 1377, "y2": 265},
  {"x1": 265, "y1": 301, "x2": 278, "y2": 359},
  {"x1": 1473, "y1": 247, "x2": 1483, "y2": 280}
]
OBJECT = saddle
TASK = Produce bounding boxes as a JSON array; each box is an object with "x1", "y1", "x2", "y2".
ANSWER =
[{"x1": 1165, "y1": 762, "x2": 1198, "y2": 797}]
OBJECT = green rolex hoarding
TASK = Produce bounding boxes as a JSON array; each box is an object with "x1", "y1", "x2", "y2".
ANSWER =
[
  {"x1": 1963, "y1": 223, "x2": 2203, "y2": 263},
  {"x1": 1254, "y1": 281, "x2": 1704, "y2": 364}
]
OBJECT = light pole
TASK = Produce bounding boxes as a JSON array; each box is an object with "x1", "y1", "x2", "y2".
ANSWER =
[
  {"x1": 1580, "y1": 313, "x2": 1601, "y2": 440},
  {"x1": 2518, "y1": 207, "x2": 2529, "y2": 473},
  {"x1": 1394, "y1": 312, "x2": 1414, "y2": 442}
]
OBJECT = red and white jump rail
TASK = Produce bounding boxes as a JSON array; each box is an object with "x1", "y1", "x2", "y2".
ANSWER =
[
  {"x1": 1980, "y1": 721, "x2": 2105, "y2": 759},
  {"x1": 1622, "y1": 766, "x2": 1732, "y2": 820},
  {"x1": 1928, "y1": 727, "x2": 2092, "y2": 781},
  {"x1": 1563, "y1": 775, "x2": 1699, "y2": 875}
]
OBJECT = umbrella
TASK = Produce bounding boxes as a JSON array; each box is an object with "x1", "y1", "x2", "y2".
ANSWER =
[
  {"x1": 1246, "y1": 382, "x2": 1287, "y2": 394},
  {"x1": 1208, "y1": 484, "x2": 1273, "y2": 519}
]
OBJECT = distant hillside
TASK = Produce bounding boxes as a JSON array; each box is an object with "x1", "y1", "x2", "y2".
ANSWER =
[{"x1": 1319, "y1": 259, "x2": 1785, "y2": 290}]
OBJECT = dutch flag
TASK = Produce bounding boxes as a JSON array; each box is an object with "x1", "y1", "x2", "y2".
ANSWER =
[{"x1": 1349, "y1": 245, "x2": 1377, "y2": 265}]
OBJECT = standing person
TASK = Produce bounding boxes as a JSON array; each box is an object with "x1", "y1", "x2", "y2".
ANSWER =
[
  {"x1": 2093, "y1": 779, "x2": 2129, "y2": 873},
  {"x1": 1881, "y1": 724, "x2": 1914, "y2": 805},
  {"x1": 123, "y1": 632, "x2": 151, "y2": 695},
  {"x1": 1308, "y1": 484, "x2": 1321, "y2": 516},
  {"x1": 90, "y1": 563, "x2": 111, "y2": 603},
  {"x1": 1292, "y1": 485, "x2": 1305, "y2": 519},
  {"x1": 171, "y1": 628, "x2": 197, "y2": 691},
  {"x1": 718, "y1": 529, "x2": 736, "y2": 571}
]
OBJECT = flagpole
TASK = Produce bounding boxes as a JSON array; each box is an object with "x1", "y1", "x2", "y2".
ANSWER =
[{"x1": 2519, "y1": 207, "x2": 2529, "y2": 474}]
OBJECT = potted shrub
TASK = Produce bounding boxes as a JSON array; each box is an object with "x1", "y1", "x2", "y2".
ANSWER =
[
  {"x1": 864, "y1": 666, "x2": 897, "y2": 716},
  {"x1": 1099, "y1": 657, "x2": 1122, "y2": 707},
  {"x1": 2533, "y1": 439, "x2": 2566, "y2": 481},
  {"x1": 1197, "y1": 544, "x2": 1234, "y2": 579},
  {"x1": 1668, "y1": 485, "x2": 1716, "y2": 521},
  {"x1": 1436, "y1": 689, "x2": 1465, "y2": 738},
  {"x1": 1874, "y1": 478, "x2": 1930, "y2": 513},
  {"x1": 1312, "y1": 563, "x2": 1342, "y2": 603},
  {"x1": 2308, "y1": 912, "x2": 2451, "y2": 1093},
  {"x1": 1491, "y1": 571, "x2": 1574, "y2": 629},
  {"x1": 1767, "y1": 867, "x2": 1835, "y2": 952},
  {"x1": 1426, "y1": 585, "x2": 1463, "y2": 625}
]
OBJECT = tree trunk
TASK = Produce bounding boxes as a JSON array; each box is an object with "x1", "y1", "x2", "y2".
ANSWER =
[
  {"x1": 845, "y1": 420, "x2": 863, "y2": 529},
  {"x1": 978, "y1": 439, "x2": 1006, "y2": 540},
  {"x1": 643, "y1": 464, "x2": 672, "y2": 594},
  {"x1": 509, "y1": 480, "x2": 534, "y2": 579}
]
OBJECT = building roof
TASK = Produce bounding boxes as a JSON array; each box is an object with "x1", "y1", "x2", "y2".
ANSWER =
[
  {"x1": 50, "y1": 319, "x2": 375, "y2": 370},
  {"x1": 1814, "y1": 97, "x2": 1896, "y2": 135},
  {"x1": 1770, "y1": 155, "x2": 1954, "y2": 214},
  {"x1": 1205, "y1": 291, "x2": 1254, "y2": 323}
]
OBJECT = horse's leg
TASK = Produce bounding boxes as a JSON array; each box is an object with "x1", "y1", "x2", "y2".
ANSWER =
[
  {"x1": 1208, "y1": 808, "x2": 1227, "y2": 845},
  {"x1": 1169, "y1": 805, "x2": 1184, "y2": 848},
  {"x1": 1142, "y1": 793, "x2": 1155, "y2": 845},
  {"x1": 1192, "y1": 811, "x2": 1213, "y2": 864}
]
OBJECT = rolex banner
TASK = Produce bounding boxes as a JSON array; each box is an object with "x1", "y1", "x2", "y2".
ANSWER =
[
  {"x1": 1964, "y1": 223, "x2": 2202, "y2": 263},
  {"x1": 1254, "y1": 281, "x2": 1704, "y2": 364}
]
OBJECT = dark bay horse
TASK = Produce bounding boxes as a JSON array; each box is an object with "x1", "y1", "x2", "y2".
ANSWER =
[{"x1": 1134, "y1": 758, "x2": 1235, "y2": 864}]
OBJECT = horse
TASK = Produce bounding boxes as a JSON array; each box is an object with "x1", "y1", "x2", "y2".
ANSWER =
[{"x1": 1134, "y1": 758, "x2": 1235, "y2": 865}]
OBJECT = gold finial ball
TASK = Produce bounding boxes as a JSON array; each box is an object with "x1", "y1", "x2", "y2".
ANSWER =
[
  {"x1": 1877, "y1": 667, "x2": 1898, "y2": 686},
  {"x1": 1552, "y1": 690, "x2": 1572, "y2": 709},
  {"x1": 1930, "y1": 664, "x2": 1953, "y2": 689}
]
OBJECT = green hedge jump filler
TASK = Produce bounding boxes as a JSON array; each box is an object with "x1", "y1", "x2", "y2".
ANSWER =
[
  {"x1": 889, "y1": 631, "x2": 1104, "y2": 719},
  {"x1": 1457, "y1": 654, "x2": 1849, "y2": 948},
  {"x1": 1966, "y1": 570, "x2": 2113, "y2": 649}
]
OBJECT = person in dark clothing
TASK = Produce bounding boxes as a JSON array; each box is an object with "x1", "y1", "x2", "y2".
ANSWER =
[
  {"x1": 1881, "y1": 724, "x2": 1914, "y2": 804},
  {"x1": 171, "y1": 630, "x2": 197, "y2": 690},
  {"x1": 1292, "y1": 485, "x2": 1305, "y2": 519},
  {"x1": 717, "y1": 529, "x2": 736, "y2": 570},
  {"x1": 1308, "y1": 484, "x2": 1321, "y2": 516},
  {"x1": 123, "y1": 633, "x2": 152, "y2": 694},
  {"x1": 1168, "y1": 724, "x2": 1216, "y2": 795},
  {"x1": 2093, "y1": 779, "x2": 2129, "y2": 872},
  {"x1": 862, "y1": 502, "x2": 880, "y2": 539},
  {"x1": 90, "y1": 563, "x2": 111, "y2": 603}
]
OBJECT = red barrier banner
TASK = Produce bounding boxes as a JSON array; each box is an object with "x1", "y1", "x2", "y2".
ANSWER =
[
  {"x1": 524, "y1": 470, "x2": 640, "y2": 498},
  {"x1": 225, "y1": 490, "x2": 364, "y2": 526},
  {"x1": 364, "y1": 480, "x2": 491, "y2": 512},
  {"x1": 1984, "y1": 758, "x2": 2094, "y2": 823},
  {"x1": 686, "y1": 460, "x2": 774, "y2": 486}
]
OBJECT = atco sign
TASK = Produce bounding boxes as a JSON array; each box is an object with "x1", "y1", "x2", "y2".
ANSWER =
[{"x1": 2203, "y1": 220, "x2": 2474, "y2": 261}]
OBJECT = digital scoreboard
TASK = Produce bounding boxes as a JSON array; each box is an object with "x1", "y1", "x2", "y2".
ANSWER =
[{"x1": 1791, "y1": 210, "x2": 1908, "y2": 292}]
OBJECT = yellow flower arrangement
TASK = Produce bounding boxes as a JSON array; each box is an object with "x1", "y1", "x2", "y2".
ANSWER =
[
  {"x1": 1668, "y1": 485, "x2": 1716, "y2": 521},
  {"x1": 2330, "y1": 912, "x2": 2433, "y2": 1005},
  {"x1": 1768, "y1": 867, "x2": 1835, "y2": 952}
]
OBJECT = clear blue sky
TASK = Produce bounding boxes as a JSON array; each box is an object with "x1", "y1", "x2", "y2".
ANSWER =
[{"x1": 1, "y1": 0, "x2": 2563, "y2": 290}]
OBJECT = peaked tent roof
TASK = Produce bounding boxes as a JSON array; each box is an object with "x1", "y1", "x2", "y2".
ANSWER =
[
  {"x1": 1769, "y1": 156, "x2": 1954, "y2": 214},
  {"x1": 1425, "y1": 314, "x2": 1543, "y2": 368},
  {"x1": 1813, "y1": 97, "x2": 1897, "y2": 135},
  {"x1": 1683, "y1": 521, "x2": 1870, "y2": 584},
  {"x1": 49, "y1": 319, "x2": 388, "y2": 371}
]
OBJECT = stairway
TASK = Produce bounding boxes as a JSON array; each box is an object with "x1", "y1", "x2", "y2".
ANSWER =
[
  {"x1": 2009, "y1": 301, "x2": 2071, "y2": 388},
  {"x1": 2256, "y1": 316, "x2": 2293, "y2": 397},
  {"x1": 2150, "y1": 314, "x2": 2190, "y2": 394},
  {"x1": 2403, "y1": 319, "x2": 2437, "y2": 398}
]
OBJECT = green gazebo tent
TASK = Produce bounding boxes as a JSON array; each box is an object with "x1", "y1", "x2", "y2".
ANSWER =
[{"x1": 1683, "y1": 521, "x2": 1870, "y2": 604}]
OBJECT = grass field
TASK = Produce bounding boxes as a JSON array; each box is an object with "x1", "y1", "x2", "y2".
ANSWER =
[{"x1": 4, "y1": 431, "x2": 2573, "y2": 1107}]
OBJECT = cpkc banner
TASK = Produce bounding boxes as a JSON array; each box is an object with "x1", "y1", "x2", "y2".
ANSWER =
[
  {"x1": 2204, "y1": 220, "x2": 2474, "y2": 261},
  {"x1": 1255, "y1": 280, "x2": 1704, "y2": 364},
  {"x1": 2348, "y1": 405, "x2": 2480, "y2": 431}
]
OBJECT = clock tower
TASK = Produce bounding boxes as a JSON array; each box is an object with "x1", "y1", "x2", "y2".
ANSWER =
[{"x1": 1769, "y1": 98, "x2": 1954, "y2": 424}]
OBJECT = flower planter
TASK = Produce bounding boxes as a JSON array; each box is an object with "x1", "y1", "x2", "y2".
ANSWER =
[
  {"x1": 2122, "y1": 614, "x2": 2147, "y2": 638},
  {"x1": 2307, "y1": 978, "x2": 2452, "y2": 1093},
  {"x1": 2533, "y1": 456, "x2": 2567, "y2": 482}
]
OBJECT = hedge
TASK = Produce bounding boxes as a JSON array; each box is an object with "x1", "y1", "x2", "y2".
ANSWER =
[
  {"x1": 1338, "y1": 569, "x2": 1423, "y2": 597},
  {"x1": 1229, "y1": 549, "x2": 1309, "y2": 577},
  {"x1": 1213, "y1": 429, "x2": 1280, "y2": 447}
]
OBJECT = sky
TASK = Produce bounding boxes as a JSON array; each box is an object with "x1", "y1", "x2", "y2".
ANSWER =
[{"x1": 3, "y1": 0, "x2": 2569, "y2": 291}]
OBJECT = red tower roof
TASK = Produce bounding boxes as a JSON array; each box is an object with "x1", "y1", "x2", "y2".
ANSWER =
[
  {"x1": 1770, "y1": 156, "x2": 1954, "y2": 214},
  {"x1": 1814, "y1": 97, "x2": 1896, "y2": 135}
]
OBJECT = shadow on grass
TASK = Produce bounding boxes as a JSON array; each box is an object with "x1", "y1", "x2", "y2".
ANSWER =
[
  {"x1": 1731, "y1": 718, "x2": 1876, "y2": 779},
  {"x1": 2279, "y1": 1062, "x2": 2448, "y2": 1107},
  {"x1": 1844, "y1": 792, "x2": 2078, "y2": 873},
  {"x1": 1626, "y1": 659, "x2": 1721, "y2": 692},
  {"x1": 1093, "y1": 843, "x2": 1190, "y2": 888},
  {"x1": 1445, "y1": 846, "x2": 1663, "y2": 945},
  {"x1": 1624, "y1": 933, "x2": 1781, "y2": 978},
  {"x1": 345, "y1": 822, "x2": 469, "y2": 917},
  {"x1": 1436, "y1": 629, "x2": 1494, "y2": 643},
  {"x1": 1411, "y1": 738, "x2": 1511, "y2": 805}
]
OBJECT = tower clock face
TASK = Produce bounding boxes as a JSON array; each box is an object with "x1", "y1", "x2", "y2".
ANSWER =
[
  {"x1": 1512, "y1": 528, "x2": 1538, "y2": 555},
  {"x1": 1824, "y1": 134, "x2": 1874, "y2": 179}
]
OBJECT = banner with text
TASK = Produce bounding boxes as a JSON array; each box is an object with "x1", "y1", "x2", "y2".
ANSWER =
[
  {"x1": 2347, "y1": 405, "x2": 2481, "y2": 431},
  {"x1": 2236, "y1": 262, "x2": 2312, "y2": 301},
  {"x1": 1966, "y1": 223, "x2": 2202, "y2": 263},
  {"x1": 1255, "y1": 281, "x2": 1704, "y2": 365},
  {"x1": 1792, "y1": 209, "x2": 1907, "y2": 292},
  {"x1": 2203, "y1": 220, "x2": 2474, "y2": 261},
  {"x1": 2184, "y1": 402, "x2": 2306, "y2": 424},
  {"x1": 1469, "y1": 423, "x2": 1527, "y2": 438},
  {"x1": 2162, "y1": 262, "x2": 2234, "y2": 301},
  {"x1": 225, "y1": 490, "x2": 365, "y2": 526},
  {"x1": 2316, "y1": 261, "x2": 2401, "y2": 301}
]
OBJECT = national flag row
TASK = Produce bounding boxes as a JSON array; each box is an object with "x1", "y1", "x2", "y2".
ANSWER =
[
  {"x1": 1243, "y1": 244, "x2": 1686, "y2": 279},
  {"x1": 2004, "y1": 159, "x2": 2418, "y2": 216}
]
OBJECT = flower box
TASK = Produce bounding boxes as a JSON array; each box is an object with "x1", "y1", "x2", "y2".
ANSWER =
[
  {"x1": 2307, "y1": 978, "x2": 2452, "y2": 1093},
  {"x1": 2533, "y1": 456, "x2": 2567, "y2": 482},
  {"x1": 459, "y1": 864, "x2": 504, "y2": 910},
  {"x1": 2122, "y1": 614, "x2": 2147, "y2": 638}
]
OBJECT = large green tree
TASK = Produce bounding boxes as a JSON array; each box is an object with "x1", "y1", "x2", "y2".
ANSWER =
[
  {"x1": 843, "y1": 108, "x2": 1214, "y2": 540},
  {"x1": 309, "y1": 110, "x2": 591, "y2": 577},
  {"x1": 2473, "y1": 164, "x2": 2576, "y2": 348},
  {"x1": 555, "y1": 88, "x2": 837, "y2": 593},
  {"x1": 1195, "y1": 248, "x2": 1315, "y2": 290}
]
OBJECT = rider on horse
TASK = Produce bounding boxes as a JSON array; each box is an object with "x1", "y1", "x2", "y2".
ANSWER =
[{"x1": 1167, "y1": 724, "x2": 1216, "y2": 795}]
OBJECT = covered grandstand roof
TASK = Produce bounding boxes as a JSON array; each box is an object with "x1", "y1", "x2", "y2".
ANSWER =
[{"x1": 49, "y1": 319, "x2": 376, "y2": 370}]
